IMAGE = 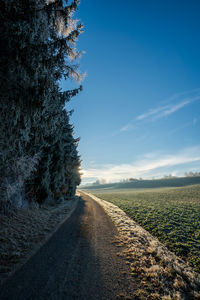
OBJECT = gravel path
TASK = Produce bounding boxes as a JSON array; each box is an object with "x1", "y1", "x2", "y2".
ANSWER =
[{"x1": 0, "y1": 193, "x2": 137, "y2": 300}]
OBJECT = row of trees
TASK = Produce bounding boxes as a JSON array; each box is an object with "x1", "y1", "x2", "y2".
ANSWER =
[
  {"x1": 184, "y1": 172, "x2": 200, "y2": 177},
  {"x1": 91, "y1": 172, "x2": 200, "y2": 186},
  {"x1": 0, "y1": 0, "x2": 83, "y2": 213}
]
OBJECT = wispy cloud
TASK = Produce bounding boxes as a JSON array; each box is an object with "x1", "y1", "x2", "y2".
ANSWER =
[
  {"x1": 169, "y1": 117, "x2": 199, "y2": 135},
  {"x1": 81, "y1": 145, "x2": 200, "y2": 183},
  {"x1": 137, "y1": 97, "x2": 199, "y2": 122},
  {"x1": 119, "y1": 88, "x2": 200, "y2": 133},
  {"x1": 120, "y1": 123, "x2": 134, "y2": 132}
]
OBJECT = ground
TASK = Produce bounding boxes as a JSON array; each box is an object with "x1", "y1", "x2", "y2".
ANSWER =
[{"x1": 0, "y1": 192, "x2": 200, "y2": 299}]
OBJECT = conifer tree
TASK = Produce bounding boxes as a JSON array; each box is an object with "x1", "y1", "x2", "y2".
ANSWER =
[{"x1": 0, "y1": 0, "x2": 83, "y2": 212}]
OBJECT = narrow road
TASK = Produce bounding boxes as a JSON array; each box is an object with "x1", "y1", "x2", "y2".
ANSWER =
[{"x1": 0, "y1": 193, "x2": 137, "y2": 300}]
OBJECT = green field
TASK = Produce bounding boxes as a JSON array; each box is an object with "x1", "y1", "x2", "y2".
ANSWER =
[
  {"x1": 87, "y1": 185, "x2": 200, "y2": 272},
  {"x1": 82, "y1": 176, "x2": 200, "y2": 190}
]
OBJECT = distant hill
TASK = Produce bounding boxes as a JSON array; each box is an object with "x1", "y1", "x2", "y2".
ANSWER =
[{"x1": 80, "y1": 176, "x2": 200, "y2": 190}]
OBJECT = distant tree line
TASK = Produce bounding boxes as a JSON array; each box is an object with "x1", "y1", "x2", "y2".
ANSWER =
[
  {"x1": 0, "y1": 0, "x2": 83, "y2": 213},
  {"x1": 184, "y1": 171, "x2": 200, "y2": 177},
  {"x1": 92, "y1": 179, "x2": 107, "y2": 185},
  {"x1": 90, "y1": 173, "x2": 200, "y2": 187},
  {"x1": 84, "y1": 176, "x2": 200, "y2": 190}
]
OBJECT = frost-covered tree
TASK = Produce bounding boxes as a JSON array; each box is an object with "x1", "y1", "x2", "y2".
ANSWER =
[{"x1": 0, "y1": 0, "x2": 82, "y2": 212}]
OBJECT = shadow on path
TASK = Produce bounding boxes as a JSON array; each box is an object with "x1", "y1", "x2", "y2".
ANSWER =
[
  {"x1": 0, "y1": 198, "x2": 104, "y2": 300},
  {"x1": 0, "y1": 195, "x2": 137, "y2": 299}
]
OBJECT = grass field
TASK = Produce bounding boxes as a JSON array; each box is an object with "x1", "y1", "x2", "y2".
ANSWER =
[
  {"x1": 87, "y1": 185, "x2": 200, "y2": 273},
  {"x1": 82, "y1": 176, "x2": 200, "y2": 190}
]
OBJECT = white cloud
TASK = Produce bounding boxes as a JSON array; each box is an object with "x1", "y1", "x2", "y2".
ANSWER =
[
  {"x1": 120, "y1": 123, "x2": 134, "y2": 132},
  {"x1": 81, "y1": 146, "x2": 200, "y2": 183},
  {"x1": 142, "y1": 97, "x2": 199, "y2": 121},
  {"x1": 136, "y1": 105, "x2": 165, "y2": 121},
  {"x1": 119, "y1": 88, "x2": 200, "y2": 133}
]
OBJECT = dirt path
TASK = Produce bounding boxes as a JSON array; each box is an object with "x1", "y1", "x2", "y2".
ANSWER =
[{"x1": 0, "y1": 193, "x2": 137, "y2": 300}]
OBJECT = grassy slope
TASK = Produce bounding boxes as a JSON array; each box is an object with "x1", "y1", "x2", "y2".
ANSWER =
[
  {"x1": 82, "y1": 176, "x2": 200, "y2": 190},
  {"x1": 85, "y1": 191, "x2": 200, "y2": 299},
  {"x1": 88, "y1": 185, "x2": 200, "y2": 273}
]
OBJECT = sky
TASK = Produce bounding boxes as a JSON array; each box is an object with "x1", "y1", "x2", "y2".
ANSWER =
[{"x1": 62, "y1": 0, "x2": 200, "y2": 184}]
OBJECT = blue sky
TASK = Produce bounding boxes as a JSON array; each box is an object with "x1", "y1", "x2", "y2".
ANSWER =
[{"x1": 62, "y1": 0, "x2": 200, "y2": 184}]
